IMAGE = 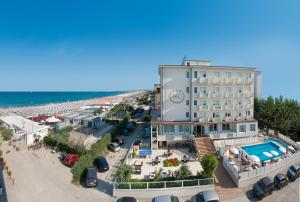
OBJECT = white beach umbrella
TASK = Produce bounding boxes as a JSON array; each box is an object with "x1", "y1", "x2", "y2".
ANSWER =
[
  {"x1": 230, "y1": 147, "x2": 239, "y2": 155},
  {"x1": 46, "y1": 116, "x2": 60, "y2": 123},
  {"x1": 250, "y1": 155, "x2": 260, "y2": 163},
  {"x1": 279, "y1": 147, "x2": 286, "y2": 154},
  {"x1": 288, "y1": 146, "x2": 296, "y2": 153},
  {"x1": 270, "y1": 150, "x2": 279, "y2": 156},
  {"x1": 263, "y1": 152, "x2": 273, "y2": 157}
]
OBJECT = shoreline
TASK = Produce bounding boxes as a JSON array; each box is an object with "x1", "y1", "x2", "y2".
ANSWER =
[{"x1": 0, "y1": 91, "x2": 144, "y2": 118}]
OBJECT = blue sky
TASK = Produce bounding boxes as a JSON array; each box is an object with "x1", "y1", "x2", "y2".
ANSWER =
[{"x1": 0, "y1": 0, "x2": 300, "y2": 100}]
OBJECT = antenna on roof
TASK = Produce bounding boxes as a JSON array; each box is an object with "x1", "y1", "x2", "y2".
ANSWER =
[{"x1": 181, "y1": 55, "x2": 187, "y2": 65}]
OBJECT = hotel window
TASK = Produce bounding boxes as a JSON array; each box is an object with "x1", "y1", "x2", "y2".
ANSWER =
[
  {"x1": 194, "y1": 100, "x2": 197, "y2": 106},
  {"x1": 225, "y1": 112, "x2": 231, "y2": 117},
  {"x1": 239, "y1": 125, "x2": 246, "y2": 132},
  {"x1": 194, "y1": 112, "x2": 197, "y2": 118},
  {"x1": 250, "y1": 124, "x2": 256, "y2": 131},
  {"x1": 239, "y1": 112, "x2": 242, "y2": 117},
  {"x1": 226, "y1": 72, "x2": 232, "y2": 78},
  {"x1": 226, "y1": 87, "x2": 231, "y2": 93},
  {"x1": 209, "y1": 124, "x2": 218, "y2": 131},
  {"x1": 186, "y1": 87, "x2": 190, "y2": 93},
  {"x1": 222, "y1": 124, "x2": 230, "y2": 131},
  {"x1": 194, "y1": 71, "x2": 198, "y2": 78},
  {"x1": 178, "y1": 125, "x2": 190, "y2": 134},
  {"x1": 214, "y1": 72, "x2": 220, "y2": 77},
  {"x1": 186, "y1": 100, "x2": 190, "y2": 106},
  {"x1": 186, "y1": 71, "x2": 190, "y2": 78},
  {"x1": 164, "y1": 125, "x2": 175, "y2": 134},
  {"x1": 186, "y1": 112, "x2": 190, "y2": 118},
  {"x1": 194, "y1": 87, "x2": 198, "y2": 93},
  {"x1": 246, "y1": 111, "x2": 251, "y2": 116},
  {"x1": 247, "y1": 73, "x2": 252, "y2": 78}
]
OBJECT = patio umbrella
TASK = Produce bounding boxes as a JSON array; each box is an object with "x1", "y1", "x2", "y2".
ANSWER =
[
  {"x1": 230, "y1": 147, "x2": 239, "y2": 155},
  {"x1": 250, "y1": 155, "x2": 260, "y2": 163},
  {"x1": 263, "y1": 152, "x2": 272, "y2": 158},
  {"x1": 288, "y1": 146, "x2": 296, "y2": 153},
  {"x1": 270, "y1": 150, "x2": 279, "y2": 156},
  {"x1": 279, "y1": 147, "x2": 286, "y2": 154}
]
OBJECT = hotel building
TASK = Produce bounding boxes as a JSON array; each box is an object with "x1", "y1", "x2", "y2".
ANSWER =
[{"x1": 151, "y1": 60, "x2": 262, "y2": 150}]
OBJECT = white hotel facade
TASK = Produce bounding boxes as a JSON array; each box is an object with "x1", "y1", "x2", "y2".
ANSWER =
[{"x1": 151, "y1": 60, "x2": 262, "y2": 150}]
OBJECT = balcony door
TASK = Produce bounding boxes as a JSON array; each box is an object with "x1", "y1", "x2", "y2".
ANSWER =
[{"x1": 194, "y1": 125, "x2": 205, "y2": 136}]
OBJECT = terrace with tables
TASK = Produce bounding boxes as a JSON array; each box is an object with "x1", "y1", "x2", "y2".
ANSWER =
[{"x1": 126, "y1": 148, "x2": 203, "y2": 180}]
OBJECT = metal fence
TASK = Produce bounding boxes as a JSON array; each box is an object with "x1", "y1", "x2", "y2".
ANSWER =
[
  {"x1": 214, "y1": 136, "x2": 258, "y2": 150},
  {"x1": 113, "y1": 178, "x2": 214, "y2": 190}
]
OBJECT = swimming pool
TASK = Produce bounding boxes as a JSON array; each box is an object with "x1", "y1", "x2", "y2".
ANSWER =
[
  {"x1": 241, "y1": 141, "x2": 285, "y2": 162},
  {"x1": 265, "y1": 138, "x2": 287, "y2": 148}
]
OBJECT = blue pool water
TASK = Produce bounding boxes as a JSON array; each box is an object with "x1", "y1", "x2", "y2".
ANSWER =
[
  {"x1": 265, "y1": 138, "x2": 287, "y2": 148},
  {"x1": 241, "y1": 141, "x2": 285, "y2": 162}
]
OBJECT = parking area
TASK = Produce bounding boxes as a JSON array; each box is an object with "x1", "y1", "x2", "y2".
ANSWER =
[{"x1": 1, "y1": 122, "x2": 144, "y2": 202}]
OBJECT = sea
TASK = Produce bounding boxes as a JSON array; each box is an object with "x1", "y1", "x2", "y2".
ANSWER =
[{"x1": 0, "y1": 91, "x2": 126, "y2": 108}]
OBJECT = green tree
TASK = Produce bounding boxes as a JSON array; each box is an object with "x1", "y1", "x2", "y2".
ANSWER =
[
  {"x1": 115, "y1": 164, "x2": 134, "y2": 182},
  {"x1": 0, "y1": 126, "x2": 13, "y2": 141},
  {"x1": 71, "y1": 154, "x2": 93, "y2": 184},
  {"x1": 175, "y1": 164, "x2": 190, "y2": 180},
  {"x1": 201, "y1": 154, "x2": 218, "y2": 178}
]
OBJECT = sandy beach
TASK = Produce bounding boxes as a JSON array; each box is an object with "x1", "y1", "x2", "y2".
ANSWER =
[{"x1": 0, "y1": 91, "x2": 144, "y2": 118}]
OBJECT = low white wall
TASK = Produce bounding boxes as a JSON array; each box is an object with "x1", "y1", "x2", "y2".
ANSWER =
[
  {"x1": 278, "y1": 133, "x2": 300, "y2": 150},
  {"x1": 113, "y1": 185, "x2": 214, "y2": 199},
  {"x1": 214, "y1": 136, "x2": 258, "y2": 150}
]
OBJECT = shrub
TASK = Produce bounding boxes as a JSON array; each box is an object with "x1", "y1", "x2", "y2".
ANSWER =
[
  {"x1": 201, "y1": 154, "x2": 218, "y2": 178},
  {"x1": 115, "y1": 164, "x2": 134, "y2": 182},
  {"x1": 5, "y1": 150, "x2": 10, "y2": 154},
  {"x1": 16, "y1": 147, "x2": 19, "y2": 152},
  {"x1": 7, "y1": 170, "x2": 11, "y2": 177},
  {"x1": 71, "y1": 154, "x2": 93, "y2": 185},
  {"x1": 163, "y1": 158, "x2": 180, "y2": 167},
  {"x1": 0, "y1": 127, "x2": 13, "y2": 141},
  {"x1": 143, "y1": 115, "x2": 151, "y2": 122},
  {"x1": 175, "y1": 164, "x2": 190, "y2": 180}
]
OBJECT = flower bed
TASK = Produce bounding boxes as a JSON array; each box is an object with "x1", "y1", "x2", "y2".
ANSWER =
[{"x1": 163, "y1": 158, "x2": 180, "y2": 167}]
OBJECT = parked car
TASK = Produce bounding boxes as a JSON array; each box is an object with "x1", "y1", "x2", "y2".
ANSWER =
[
  {"x1": 63, "y1": 154, "x2": 80, "y2": 167},
  {"x1": 274, "y1": 173, "x2": 288, "y2": 189},
  {"x1": 252, "y1": 176, "x2": 274, "y2": 200},
  {"x1": 94, "y1": 156, "x2": 109, "y2": 172},
  {"x1": 287, "y1": 164, "x2": 300, "y2": 181},
  {"x1": 191, "y1": 191, "x2": 220, "y2": 202},
  {"x1": 108, "y1": 142, "x2": 121, "y2": 152},
  {"x1": 84, "y1": 167, "x2": 98, "y2": 188},
  {"x1": 121, "y1": 129, "x2": 129, "y2": 136},
  {"x1": 113, "y1": 137, "x2": 125, "y2": 146},
  {"x1": 115, "y1": 197, "x2": 138, "y2": 202},
  {"x1": 152, "y1": 195, "x2": 184, "y2": 202}
]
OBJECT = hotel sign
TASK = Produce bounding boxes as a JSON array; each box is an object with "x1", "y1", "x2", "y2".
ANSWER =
[{"x1": 169, "y1": 89, "x2": 185, "y2": 104}]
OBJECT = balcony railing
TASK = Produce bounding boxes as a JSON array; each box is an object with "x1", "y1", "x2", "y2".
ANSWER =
[
  {"x1": 210, "y1": 77, "x2": 222, "y2": 84},
  {"x1": 236, "y1": 105, "x2": 244, "y2": 110},
  {"x1": 235, "y1": 93, "x2": 244, "y2": 98},
  {"x1": 198, "y1": 92, "x2": 209, "y2": 98},
  {"x1": 235, "y1": 78, "x2": 243, "y2": 85},
  {"x1": 223, "y1": 92, "x2": 233, "y2": 98},
  {"x1": 225, "y1": 105, "x2": 234, "y2": 110},
  {"x1": 211, "y1": 92, "x2": 222, "y2": 98},
  {"x1": 198, "y1": 105, "x2": 209, "y2": 110},
  {"x1": 223, "y1": 78, "x2": 233, "y2": 84},
  {"x1": 223, "y1": 117, "x2": 233, "y2": 122},
  {"x1": 199, "y1": 117, "x2": 209, "y2": 122},
  {"x1": 212, "y1": 105, "x2": 222, "y2": 110},
  {"x1": 245, "y1": 78, "x2": 253, "y2": 85},
  {"x1": 246, "y1": 104, "x2": 253, "y2": 109},
  {"x1": 198, "y1": 77, "x2": 209, "y2": 84},
  {"x1": 213, "y1": 117, "x2": 221, "y2": 122},
  {"x1": 244, "y1": 92, "x2": 254, "y2": 98}
]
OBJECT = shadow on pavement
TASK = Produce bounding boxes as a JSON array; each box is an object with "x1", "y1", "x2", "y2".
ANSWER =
[
  {"x1": 96, "y1": 178, "x2": 113, "y2": 196},
  {"x1": 245, "y1": 190, "x2": 258, "y2": 202},
  {"x1": 0, "y1": 160, "x2": 8, "y2": 202}
]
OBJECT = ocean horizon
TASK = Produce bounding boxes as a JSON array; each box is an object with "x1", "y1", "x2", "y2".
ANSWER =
[{"x1": 0, "y1": 91, "x2": 127, "y2": 108}]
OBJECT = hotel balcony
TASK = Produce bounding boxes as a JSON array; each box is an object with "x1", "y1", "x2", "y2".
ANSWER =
[
  {"x1": 235, "y1": 93, "x2": 244, "y2": 98},
  {"x1": 235, "y1": 116, "x2": 243, "y2": 121},
  {"x1": 213, "y1": 117, "x2": 221, "y2": 122},
  {"x1": 211, "y1": 92, "x2": 222, "y2": 98},
  {"x1": 198, "y1": 105, "x2": 209, "y2": 110},
  {"x1": 199, "y1": 117, "x2": 209, "y2": 122},
  {"x1": 198, "y1": 77, "x2": 209, "y2": 84},
  {"x1": 224, "y1": 105, "x2": 234, "y2": 110},
  {"x1": 246, "y1": 104, "x2": 253, "y2": 109},
  {"x1": 210, "y1": 77, "x2": 222, "y2": 84},
  {"x1": 236, "y1": 105, "x2": 245, "y2": 110},
  {"x1": 245, "y1": 78, "x2": 254, "y2": 85},
  {"x1": 198, "y1": 92, "x2": 209, "y2": 98},
  {"x1": 223, "y1": 92, "x2": 233, "y2": 98},
  {"x1": 244, "y1": 92, "x2": 254, "y2": 98},
  {"x1": 223, "y1": 117, "x2": 233, "y2": 122},
  {"x1": 212, "y1": 105, "x2": 222, "y2": 110},
  {"x1": 235, "y1": 78, "x2": 244, "y2": 85},
  {"x1": 223, "y1": 77, "x2": 233, "y2": 84}
]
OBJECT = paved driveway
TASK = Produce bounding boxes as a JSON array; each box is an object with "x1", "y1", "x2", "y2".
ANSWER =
[{"x1": 1, "y1": 123, "x2": 144, "y2": 202}]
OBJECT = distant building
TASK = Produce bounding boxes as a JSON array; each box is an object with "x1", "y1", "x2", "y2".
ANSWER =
[
  {"x1": 154, "y1": 84, "x2": 161, "y2": 110},
  {"x1": 151, "y1": 60, "x2": 262, "y2": 149},
  {"x1": 0, "y1": 115, "x2": 49, "y2": 145}
]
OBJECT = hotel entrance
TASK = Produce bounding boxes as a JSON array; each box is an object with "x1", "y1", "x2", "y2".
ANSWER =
[{"x1": 194, "y1": 125, "x2": 205, "y2": 136}]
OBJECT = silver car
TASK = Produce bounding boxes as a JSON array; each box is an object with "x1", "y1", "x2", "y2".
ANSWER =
[
  {"x1": 152, "y1": 195, "x2": 184, "y2": 202},
  {"x1": 191, "y1": 191, "x2": 220, "y2": 202}
]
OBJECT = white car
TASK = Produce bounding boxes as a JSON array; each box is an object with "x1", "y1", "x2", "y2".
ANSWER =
[{"x1": 108, "y1": 142, "x2": 121, "y2": 152}]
